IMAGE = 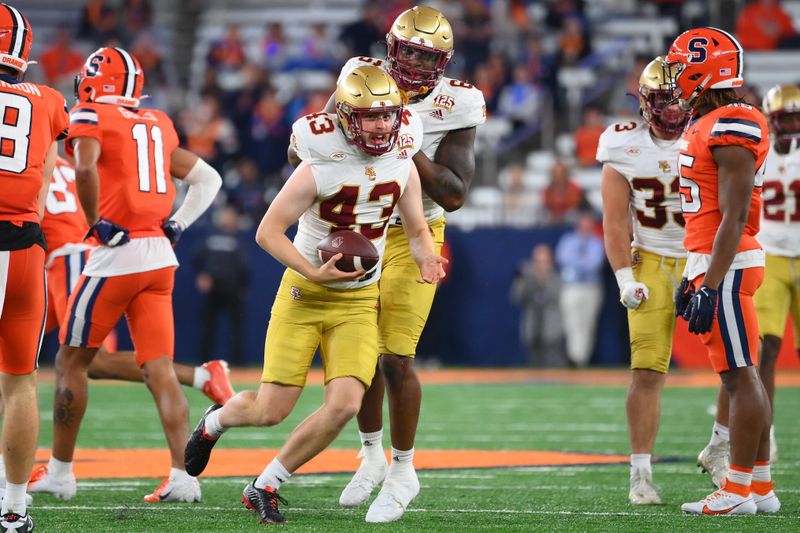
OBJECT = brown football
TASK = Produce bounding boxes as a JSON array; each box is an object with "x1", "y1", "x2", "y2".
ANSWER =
[{"x1": 316, "y1": 230, "x2": 380, "y2": 273}]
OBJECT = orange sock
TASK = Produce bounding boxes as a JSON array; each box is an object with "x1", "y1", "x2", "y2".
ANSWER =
[
  {"x1": 725, "y1": 465, "x2": 752, "y2": 497},
  {"x1": 752, "y1": 461, "x2": 772, "y2": 495}
]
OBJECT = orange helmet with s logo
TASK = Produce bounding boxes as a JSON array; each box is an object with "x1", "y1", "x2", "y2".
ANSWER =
[
  {"x1": 0, "y1": 3, "x2": 33, "y2": 75},
  {"x1": 75, "y1": 47, "x2": 144, "y2": 108},
  {"x1": 664, "y1": 27, "x2": 744, "y2": 110}
]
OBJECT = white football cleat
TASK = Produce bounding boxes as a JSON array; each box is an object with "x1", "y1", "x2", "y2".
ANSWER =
[
  {"x1": 365, "y1": 464, "x2": 419, "y2": 523},
  {"x1": 339, "y1": 458, "x2": 387, "y2": 508},
  {"x1": 697, "y1": 441, "x2": 729, "y2": 489},
  {"x1": 27, "y1": 465, "x2": 77, "y2": 501},
  {"x1": 681, "y1": 489, "x2": 756, "y2": 515},
  {"x1": 754, "y1": 489, "x2": 780, "y2": 514},
  {"x1": 629, "y1": 468, "x2": 661, "y2": 505},
  {"x1": 144, "y1": 475, "x2": 201, "y2": 503}
]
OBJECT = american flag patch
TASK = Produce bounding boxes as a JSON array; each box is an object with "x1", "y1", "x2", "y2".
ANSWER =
[
  {"x1": 720, "y1": 68, "x2": 731, "y2": 76},
  {"x1": 70, "y1": 109, "x2": 98, "y2": 125}
]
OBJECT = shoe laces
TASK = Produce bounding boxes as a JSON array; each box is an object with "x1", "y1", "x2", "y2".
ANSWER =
[
  {"x1": 263, "y1": 487, "x2": 288, "y2": 512},
  {"x1": 702, "y1": 489, "x2": 730, "y2": 503}
]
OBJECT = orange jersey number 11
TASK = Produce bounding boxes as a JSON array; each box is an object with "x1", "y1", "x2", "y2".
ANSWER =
[{"x1": 132, "y1": 123, "x2": 167, "y2": 194}]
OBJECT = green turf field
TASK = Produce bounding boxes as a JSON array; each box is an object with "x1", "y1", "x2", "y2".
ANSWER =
[{"x1": 29, "y1": 374, "x2": 800, "y2": 531}]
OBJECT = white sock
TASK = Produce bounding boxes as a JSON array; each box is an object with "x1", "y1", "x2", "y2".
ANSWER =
[
  {"x1": 630, "y1": 453, "x2": 651, "y2": 471},
  {"x1": 48, "y1": 457, "x2": 73, "y2": 478},
  {"x1": 169, "y1": 467, "x2": 192, "y2": 483},
  {"x1": 1, "y1": 482, "x2": 27, "y2": 515},
  {"x1": 390, "y1": 447, "x2": 414, "y2": 467},
  {"x1": 192, "y1": 366, "x2": 211, "y2": 390},
  {"x1": 709, "y1": 422, "x2": 729, "y2": 447},
  {"x1": 359, "y1": 430, "x2": 385, "y2": 463},
  {"x1": 0, "y1": 456, "x2": 6, "y2": 481},
  {"x1": 770, "y1": 424, "x2": 776, "y2": 440},
  {"x1": 753, "y1": 463, "x2": 771, "y2": 483},
  {"x1": 255, "y1": 459, "x2": 291, "y2": 491},
  {"x1": 203, "y1": 408, "x2": 227, "y2": 437}
]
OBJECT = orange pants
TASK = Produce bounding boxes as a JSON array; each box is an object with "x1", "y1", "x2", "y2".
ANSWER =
[
  {"x1": 60, "y1": 267, "x2": 175, "y2": 366},
  {"x1": 45, "y1": 250, "x2": 89, "y2": 333},
  {"x1": 0, "y1": 246, "x2": 46, "y2": 374},
  {"x1": 692, "y1": 267, "x2": 764, "y2": 373}
]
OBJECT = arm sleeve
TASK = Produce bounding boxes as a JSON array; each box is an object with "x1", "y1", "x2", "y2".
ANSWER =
[
  {"x1": 707, "y1": 108, "x2": 768, "y2": 159},
  {"x1": 170, "y1": 158, "x2": 223, "y2": 229}
]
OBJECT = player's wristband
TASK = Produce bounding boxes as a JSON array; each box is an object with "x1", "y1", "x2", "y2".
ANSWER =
[{"x1": 614, "y1": 267, "x2": 635, "y2": 291}]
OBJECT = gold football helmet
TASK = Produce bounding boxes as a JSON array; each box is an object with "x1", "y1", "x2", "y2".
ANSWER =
[
  {"x1": 763, "y1": 84, "x2": 800, "y2": 145},
  {"x1": 386, "y1": 6, "x2": 454, "y2": 93},
  {"x1": 638, "y1": 56, "x2": 691, "y2": 134},
  {"x1": 336, "y1": 65, "x2": 403, "y2": 155}
]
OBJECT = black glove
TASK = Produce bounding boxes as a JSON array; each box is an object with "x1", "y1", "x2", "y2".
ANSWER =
[
  {"x1": 685, "y1": 285, "x2": 718, "y2": 334},
  {"x1": 674, "y1": 277, "x2": 694, "y2": 318},
  {"x1": 162, "y1": 220, "x2": 183, "y2": 246},
  {"x1": 86, "y1": 218, "x2": 130, "y2": 247}
]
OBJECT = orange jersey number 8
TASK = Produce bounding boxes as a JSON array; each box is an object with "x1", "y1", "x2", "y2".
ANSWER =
[{"x1": 0, "y1": 93, "x2": 33, "y2": 174}]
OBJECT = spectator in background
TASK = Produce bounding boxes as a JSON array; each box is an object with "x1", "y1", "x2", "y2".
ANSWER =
[
  {"x1": 78, "y1": 0, "x2": 118, "y2": 44},
  {"x1": 458, "y1": 0, "x2": 493, "y2": 75},
  {"x1": 556, "y1": 15, "x2": 590, "y2": 67},
  {"x1": 39, "y1": 27, "x2": 84, "y2": 91},
  {"x1": 736, "y1": 0, "x2": 796, "y2": 50},
  {"x1": 259, "y1": 22, "x2": 289, "y2": 70},
  {"x1": 542, "y1": 160, "x2": 585, "y2": 224},
  {"x1": 292, "y1": 23, "x2": 339, "y2": 71},
  {"x1": 474, "y1": 62, "x2": 502, "y2": 114},
  {"x1": 224, "y1": 157, "x2": 268, "y2": 224},
  {"x1": 574, "y1": 106, "x2": 606, "y2": 167},
  {"x1": 247, "y1": 91, "x2": 290, "y2": 185},
  {"x1": 193, "y1": 205, "x2": 251, "y2": 365},
  {"x1": 207, "y1": 24, "x2": 248, "y2": 90},
  {"x1": 555, "y1": 210, "x2": 606, "y2": 367},
  {"x1": 338, "y1": 4, "x2": 385, "y2": 58},
  {"x1": 121, "y1": 0, "x2": 152, "y2": 45},
  {"x1": 498, "y1": 64, "x2": 542, "y2": 131},
  {"x1": 181, "y1": 93, "x2": 239, "y2": 171},
  {"x1": 511, "y1": 244, "x2": 566, "y2": 367}
]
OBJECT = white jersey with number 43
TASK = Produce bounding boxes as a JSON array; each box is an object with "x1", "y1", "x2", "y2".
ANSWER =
[
  {"x1": 760, "y1": 144, "x2": 800, "y2": 256},
  {"x1": 338, "y1": 56, "x2": 486, "y2": 223},
  {"x1": 289, "y1": 108, "x2": 424, "y2": 289},
  {"x1": 596, "y1": 120, "x2": 685, "y2": 258}
]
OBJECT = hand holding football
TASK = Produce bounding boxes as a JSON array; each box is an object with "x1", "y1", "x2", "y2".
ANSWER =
[{"x1": 316, "y1": 230, "x2": 379, "y2": 273}]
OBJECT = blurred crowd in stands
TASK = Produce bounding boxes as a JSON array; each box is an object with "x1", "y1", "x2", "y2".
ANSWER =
[{"x1": 28, "y1": 0, "x2": 800, "y2": 230}]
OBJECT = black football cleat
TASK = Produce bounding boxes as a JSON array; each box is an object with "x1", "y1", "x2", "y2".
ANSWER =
[
  {"x1": 242, "y1": 480, "x2": 288, "y2": 524},
  {"x1": 184, "y1": 404, "x2": 223, "y2": 476},
  {"x1": 0, "y1": 512, "x2": 34, "y2": 533}
]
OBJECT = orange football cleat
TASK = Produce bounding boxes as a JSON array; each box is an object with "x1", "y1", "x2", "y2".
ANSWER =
[{"x1": 201, "y1": 360, "x2": 235, "y2": 405}]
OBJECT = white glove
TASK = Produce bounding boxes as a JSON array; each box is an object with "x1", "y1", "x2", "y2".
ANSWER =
[{"x1": 614, "y1": 267, "x2": 649, "y2": 309}]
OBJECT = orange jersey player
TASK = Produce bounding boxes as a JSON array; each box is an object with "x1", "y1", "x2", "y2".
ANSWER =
[
  {"x1": 39, "y1": 156, "x2": 235, "y2": 405},
  {"x1": 666, "y1": 27, "x2": 777, "y2": 516},
  {"x1": 0, "y1": 3, "x2": 68, "y2": 530},
  {"x1": 41, "y1": 156, "x2": 92, "y2": 333},
  {"x1": 29, "y1": 46, "x2": 222, "y2": 505}
]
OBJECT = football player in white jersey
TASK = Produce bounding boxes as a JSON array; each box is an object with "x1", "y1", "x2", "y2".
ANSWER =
[
  {"x1": 696, "y1": 84, "x2": 800, "y2": 487},
  {"x1": 599, "y1": 57, "x2": 691, "y2": 505},
  {"x1": 289, "y1": 6, "x2": 485, "y2": 522},
  {"x1": 184, "y1": 66, "x2": 446, "y2": 526}
]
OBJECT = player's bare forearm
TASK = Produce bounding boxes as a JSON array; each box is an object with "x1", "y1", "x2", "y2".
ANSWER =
[
  {"x1": 38, "y1": 142, "x2": 58, "y2": 219},
  {"x1": 256, "y1": 224, "x2": 316, "y2": 279},
  {"x1": 600, "y1": 164, "x2": 634, "y2": 271},
  {"x1": 405, "y1": 226, "x2": 436, "y2": 269},
  {"x1": 413, "y1": 127, "x2": 476, "y2": 212},
  {"x1": 704, "y1": 145, "x2": 756, "y2": 289},
  {"x1": 75, "y1": 166, "x2": 100, "y2": 226},
  {"x1": 704, "y1": 215, "x2": 746, "y2": 289}
]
